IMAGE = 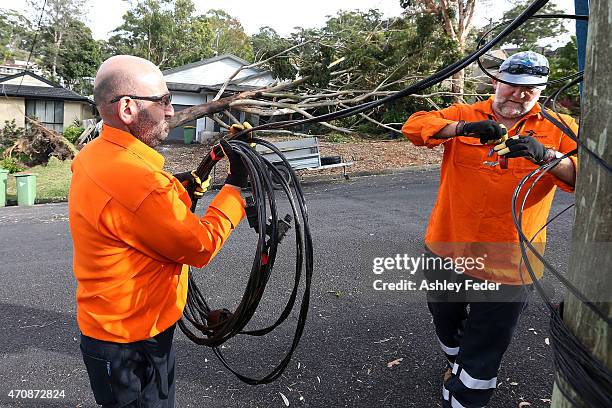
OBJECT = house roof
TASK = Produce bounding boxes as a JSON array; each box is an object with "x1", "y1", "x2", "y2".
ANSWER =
[
  {"x1": 0, "y1": 71, "x2": 93, "y2": 103},
  {"x1": 161, "y1": 53, "x2": 254, "y2": 76},
  {"x1": 167, "y1": 81, "x2": 261, "y2": 94}
]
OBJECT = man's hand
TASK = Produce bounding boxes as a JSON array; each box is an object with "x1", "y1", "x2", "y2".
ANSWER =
[
  {"x1": 174, "y1": 171, "x2": 211, "y2": 198},
  {"x1": 494, "y1": 135, "x2": 552, "y2": 164},
  {"x1": 219, "y1": 139, "x2": 249, "y2": 188},
  {"x1": 456, "y1": 120, "x2": 507, "y2": 144},
  {"x1": 228, "y1": 121, "x2": 253, "y2": 141}
]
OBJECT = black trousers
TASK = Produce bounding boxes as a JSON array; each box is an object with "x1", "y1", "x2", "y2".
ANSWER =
[
  {"x1": 424, "y1": 264, "x2": 531, "y2": 408},
  {"x1": 80, "y1": 324, "x2": 177, "y2": 408}
]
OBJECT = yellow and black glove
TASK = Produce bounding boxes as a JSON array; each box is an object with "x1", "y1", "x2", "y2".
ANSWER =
[
  {"x1": 228, "y1": 121, "x2": 255, "y2": 147},
  {"x1": 174, "y1": 171, "x2": 211, "y2": 198},
  {"x1": 456, "y1": 120, "x2": 507, "y2": 145},
  {"x1": 494, "y1": 135, "x2": 552, "y2": 164}
]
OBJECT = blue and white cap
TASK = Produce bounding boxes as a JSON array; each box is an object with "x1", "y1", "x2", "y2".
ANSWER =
[{"x1": 498, "y1": 51, "x2": 549, "y2": 89}]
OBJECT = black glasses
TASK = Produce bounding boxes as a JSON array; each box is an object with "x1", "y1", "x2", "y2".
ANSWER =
[
  {"x1": 500, "y1": 64, "x2": 549, "y2": 76},
  {"x1": 109, "y1": 93, "x2": 172, "y2": 106}
]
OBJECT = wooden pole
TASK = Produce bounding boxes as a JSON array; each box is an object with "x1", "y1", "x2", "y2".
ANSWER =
[{"x1": 551, "y1": 0, "x2": 611, "y2": 406}]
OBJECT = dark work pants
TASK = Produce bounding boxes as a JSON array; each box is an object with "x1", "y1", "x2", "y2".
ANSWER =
[
  {"x1": 424, "y1": 265, "x2": 530, "y2": 408},
  {"x1": 80, "y1": 324, "x2": 177, "y2": 408}
]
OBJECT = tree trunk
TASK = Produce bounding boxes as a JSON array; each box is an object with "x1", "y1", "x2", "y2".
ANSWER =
[
  {"x1": 551, "y1": 0, "x2": 611, "y2": 405},
  {"x1": 451, "y1": 70, "x2": 465, "y2": 98}
]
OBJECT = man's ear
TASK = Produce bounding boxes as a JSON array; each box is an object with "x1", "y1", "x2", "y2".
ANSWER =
[
  {"x1": 491, "y1": 79, "x2": 498, "y2": 91},
  {"x1": 116, "y1": 98, "x2": 138, "y2": 125}
]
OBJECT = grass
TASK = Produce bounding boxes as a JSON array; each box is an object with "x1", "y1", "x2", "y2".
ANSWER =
[{"x1": 5, "y1": 157, "x2": 72, "y2": 205}]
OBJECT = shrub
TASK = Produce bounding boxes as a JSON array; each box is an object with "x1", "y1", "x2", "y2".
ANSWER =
[
  {"x1": 0, "y1": 157, "x2": 24, "y2": 174},
  {"x1": 0, "y1": 120, "x2": 25, "y2": 151},
  {"x1": 63, "y1": 125, "x2": 85, "y2": 144}
]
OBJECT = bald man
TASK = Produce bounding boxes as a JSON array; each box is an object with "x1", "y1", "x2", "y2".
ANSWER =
[{"x1": 69, "y1": 55, "x2": 248, "y2": 407}]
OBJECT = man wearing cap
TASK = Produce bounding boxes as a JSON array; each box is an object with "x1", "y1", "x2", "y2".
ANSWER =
[
  {"x1": 402, "y1": 51, "x2": 577, "y2": 407},
  {"x1": 69, "y1": 55, "x2": 248, "y2": 407}
]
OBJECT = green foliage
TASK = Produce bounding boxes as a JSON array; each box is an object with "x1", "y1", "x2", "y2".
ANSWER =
[
  {"x1": 39, "y1": 18, "x2": 101, "y2": 94},
  {"x1": 325, "y1": 133, "x2": 354, "y2": 143},
  {"x1": 63, "y1": 125, "x2": 85, "y2": 144},
  {"x1": 105, "y1": 0, "x2": 256, "y2": 69},
  {"x1": 499, "y1": 1, "x2": 567, "y2": 49},
  {"x1": 548, "y1": 36, "x2": 580, "y2": 110},
  {"x1": 0, "y1": 157, "x2": 24, "y2": 174},
  {"x1": 107, "y1": 0, "x2": 214, "y2": 68},
  {"x1": 0, "y1": 9, "x2": 32, "y2": 61},
  {"x1": 203, "y1": 9, "x2": 253, "y2": 61},
  {"x1": 251, "y1": 27, "x2": 297, "y2": 79},
  {"x1": 0, "y1": 120, "x2": 25, "y2": 151}
]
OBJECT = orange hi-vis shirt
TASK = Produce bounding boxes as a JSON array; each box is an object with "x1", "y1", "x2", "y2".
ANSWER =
[
  {"x1": 402, "y1": 98, "x2": 578, "y2": 284},
  {"x1": 68, "y1": 125, "x2": 245, "y2": 343}
]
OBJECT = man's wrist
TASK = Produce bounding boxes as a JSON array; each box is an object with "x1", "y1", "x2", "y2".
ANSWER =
[
  {"x1": 455, "y1": 120, "x2": 466, "y2": 136},
  {"x1": 536, "y1": 149, "x2": 560, "y2": 165}
]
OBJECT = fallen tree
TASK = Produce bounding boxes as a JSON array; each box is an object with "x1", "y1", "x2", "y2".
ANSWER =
[{"x1": 2, "y1": 117, "x2": 77, "y2": 166}]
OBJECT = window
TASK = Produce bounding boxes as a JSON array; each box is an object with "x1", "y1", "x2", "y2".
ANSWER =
[{"x1": 25, "y1": 99, "x2": 64, "y2": 132}]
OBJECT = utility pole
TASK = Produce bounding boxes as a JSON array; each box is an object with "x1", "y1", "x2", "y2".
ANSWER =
[{"x1": 551, "y1": 0, "x2": 611, "y2": 406}]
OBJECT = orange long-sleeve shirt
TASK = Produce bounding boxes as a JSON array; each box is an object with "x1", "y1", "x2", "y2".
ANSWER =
[
  {"x1": 402, "y1": 98, "x2": 577, "y2": 284},
  {"x1": 68, "y1": 125, "x2": 245, "y2": 342}
]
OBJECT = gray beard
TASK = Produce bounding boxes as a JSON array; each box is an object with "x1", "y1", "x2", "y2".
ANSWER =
[
  {"x1": 128, "y1": 107, "x2": 168, "y2": 147},
  {"x1": 492, "y1": 96, "x2": 538, "y2": 120}
]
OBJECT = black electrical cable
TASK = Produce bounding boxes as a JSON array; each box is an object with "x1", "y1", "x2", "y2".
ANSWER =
[
  {"x1": 13, "y1": 0, "x2": 47, "y2": 98},
  {"x1": 179, "y1": 138, "x2": 313, "y2": 385},
  {"x1": 512, "y1": 157, "x2": 612, "y2": 407}
]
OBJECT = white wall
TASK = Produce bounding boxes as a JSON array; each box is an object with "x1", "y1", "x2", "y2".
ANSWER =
[
  {"x1": 171, "y1": 91, "x2": 206, "y2": 106},
  {"x1": 2, "y1": 75, "x2": 52, "y2": 87}
]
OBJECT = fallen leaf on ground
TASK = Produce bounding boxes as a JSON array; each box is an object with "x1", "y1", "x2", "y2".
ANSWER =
[
  {"x1": 518, "y1": 402, "x2": 532, "y2": 407},
  {"x1": 279, "y1": 392, "x2": 289, "y2": 406},
  {"x1": 387, "y1": 358, "x2": 403, "y2": 368}
]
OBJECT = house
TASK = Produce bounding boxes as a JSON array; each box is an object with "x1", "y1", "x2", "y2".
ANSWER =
[
  {"x1": 0, "y1": 60, "x2": 45, "y2": 79},
  {"x1": 0, "y1": 71, "x2": 95, "y2": 132},
  {"x1": 163, "y1": 53, "x2": 276, "y2": 143}
]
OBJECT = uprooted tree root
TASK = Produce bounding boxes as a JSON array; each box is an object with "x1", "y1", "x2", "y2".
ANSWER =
[{"x1": 2, "y1": 117, "x2": 78, "y2": 166}]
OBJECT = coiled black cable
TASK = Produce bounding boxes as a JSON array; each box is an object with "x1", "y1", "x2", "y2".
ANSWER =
[{"x1": 179, "y1": 138, "x2": 313, "y2": 385}]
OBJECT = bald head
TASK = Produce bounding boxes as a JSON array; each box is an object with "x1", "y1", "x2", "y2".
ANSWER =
[
  {"x1": 94, "y1": 55, "x2": 164, "y2": 116},
  {"x1": 93, "y1": 55, "x2": 174, "y2": 147}
]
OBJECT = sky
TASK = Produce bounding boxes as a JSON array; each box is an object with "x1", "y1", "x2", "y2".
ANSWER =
[{"x1": 2, "y1": 0, "x2": 576, "y2": 41}]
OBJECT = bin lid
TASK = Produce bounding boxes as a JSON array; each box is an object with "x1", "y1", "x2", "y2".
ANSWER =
[
  {"x1": 184, "y1": 125, "x2": 196, "y2": 129},
  {"x1": 0, "y1": 169, "x2": 9, "y2": 174},
  {"x1": 14, "y1": 173, "x2": 37, "y2": 177}
]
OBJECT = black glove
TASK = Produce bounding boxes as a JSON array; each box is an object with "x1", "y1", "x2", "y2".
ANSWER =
[
  {"x1": 220, "y1": 139, "x2": 249, "y2": 187},
  {"x1": 173, "y1": 171, "x2": 210, "y2": 198},
  {"x1": 457, "y1": 120, "x2": 507, "y2": 144},
  {"x1": 494, "y1": 135, "x2": 552, "y2": 164}
]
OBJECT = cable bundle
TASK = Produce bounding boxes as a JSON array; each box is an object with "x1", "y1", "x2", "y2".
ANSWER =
[{"x1": 179, "y1": 138, "x2": 313, "y2": 385}]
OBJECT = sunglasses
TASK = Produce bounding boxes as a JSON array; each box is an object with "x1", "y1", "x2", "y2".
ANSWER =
[
  {"x1": 500, "y1": 64, "x2": 549, "y2": 77},
  {"x1": 109, "y1": 93, "x2": 172, "y2": 106}
]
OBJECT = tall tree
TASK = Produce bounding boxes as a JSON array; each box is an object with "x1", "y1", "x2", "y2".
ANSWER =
[
  {"x1": 499, "y1": 0, "x2": 567, "y2": 50},
  {"x1": 46, "y1": 19, "x2": 101, "y2": 94},
  {"x1": 0, "y1": 10, "x2": 32, "y2": 62},
  {"x1": 27, "y1": 0, "x2": 88, "y2": 78},
  {"x1": 106, "y1": 0, "x2": 214, "y2": 69},
  {"x1": 204, "y1": 9, "x2": 253, "y2": 61},
  {"x1": 400, "y1": 0, "x2": 476, "y2": 97}
]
